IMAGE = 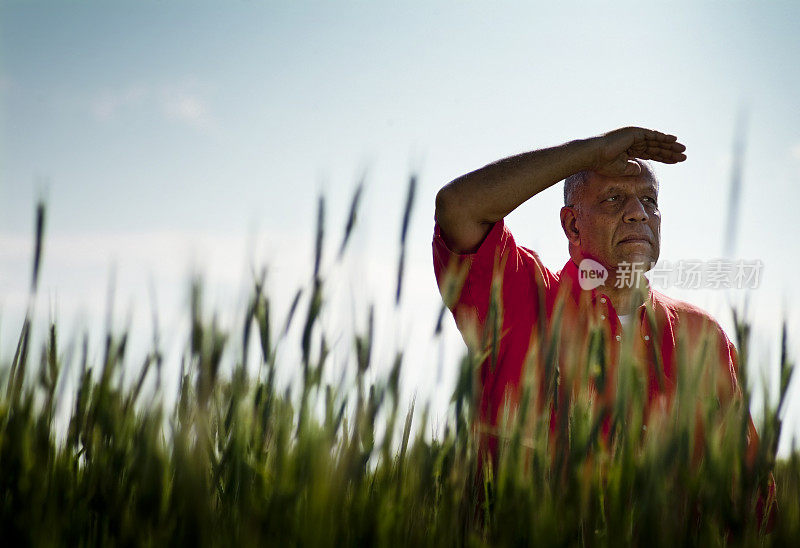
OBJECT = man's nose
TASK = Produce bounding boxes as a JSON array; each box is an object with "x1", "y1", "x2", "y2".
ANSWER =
[{"x1": 623, "y1": 197, "x2": 649, "y2": 222}]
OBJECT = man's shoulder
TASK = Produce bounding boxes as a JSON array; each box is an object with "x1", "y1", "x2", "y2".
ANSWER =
[
  {"x1": 651, "y1": 289, "x2": 729, "y2": 340},
  {"x1": 517, "y1": 244, "x2": 548, "y2": 268},
  {"x1": 433, "y1": 219, "x2": 553, "y2": 273}
]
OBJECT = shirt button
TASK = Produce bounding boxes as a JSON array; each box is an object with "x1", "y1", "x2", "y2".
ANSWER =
[
  {"x1": 644, "y1": 335, "x2": 650, "y2": 341},
  {"x1": 600, "y1": 314, "x2": 606, "y2": 320},
  {"x1": 615, "y1": 335, "x2": 621, "y2": 341}
]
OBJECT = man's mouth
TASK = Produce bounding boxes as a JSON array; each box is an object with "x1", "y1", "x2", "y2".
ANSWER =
[{"x1": 618, "y1": 236, "x2": 652, "y2": 245}]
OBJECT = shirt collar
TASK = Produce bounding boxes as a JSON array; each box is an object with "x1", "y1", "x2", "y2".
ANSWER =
[{"x1": 558, "y1": 258, "x2": 655, "y2": 313}]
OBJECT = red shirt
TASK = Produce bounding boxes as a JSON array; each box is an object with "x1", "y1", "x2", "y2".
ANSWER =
[{"x1": 433, "y1": 219, "x2": 776, "y2": 529}]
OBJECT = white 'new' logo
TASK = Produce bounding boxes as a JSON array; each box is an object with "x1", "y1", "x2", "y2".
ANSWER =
[{"x1": 578, "y1": 258, "x2": 608, "y2": 290}]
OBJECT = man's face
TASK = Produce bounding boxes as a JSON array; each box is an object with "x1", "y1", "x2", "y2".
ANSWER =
[{"x1": 569, "y1": 170, "x2": 661, "y2": 270}]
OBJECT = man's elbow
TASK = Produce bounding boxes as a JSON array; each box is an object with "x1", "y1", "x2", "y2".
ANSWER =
[
  {"x1": 435, "y1": 185, "x2": 459, "y2": 224},
  {"x1": 435, "y1": 187, "x2": 467, "y2": 245},
  {"x1": 435, "y1": 186, "x2": 460, "y2": 233},
  {"x1": 435, "y1": 187, "x2": 490, "y2": 254}
]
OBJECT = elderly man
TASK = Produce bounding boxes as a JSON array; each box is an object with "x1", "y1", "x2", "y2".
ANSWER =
[{"x1": 432, "y1": 126, "x2": 774, "y2": 524}]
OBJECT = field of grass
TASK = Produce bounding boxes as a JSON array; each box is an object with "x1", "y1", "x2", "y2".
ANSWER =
[{"x1": 1, "y1": 189, "x2": 798, "y2": 546}]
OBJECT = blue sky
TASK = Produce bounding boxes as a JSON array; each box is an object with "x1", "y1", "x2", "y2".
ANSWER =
[{"x1": 2, "y1": 1, "x2": 800, "y2": 448}]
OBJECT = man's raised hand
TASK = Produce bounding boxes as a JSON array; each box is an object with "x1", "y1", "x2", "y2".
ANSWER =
[
  {"x1": 436, "y1": 126, "x2": 686, "y2": 253},
  {"x1": 591, "y1": 127, "x2": 687, "y2": 177}
]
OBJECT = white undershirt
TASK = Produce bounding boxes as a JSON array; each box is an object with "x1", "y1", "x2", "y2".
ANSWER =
[{"x1": 618, "y1": 313, "x2": 634, "y2": 331}]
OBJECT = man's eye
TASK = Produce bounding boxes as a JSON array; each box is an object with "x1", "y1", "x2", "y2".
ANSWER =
[
  {"x1": 605, "y1": 195, "x2": 619, "y2": 202},
  {"x1": 643, "y1": 196, "x2": 658, "y2": 205}
]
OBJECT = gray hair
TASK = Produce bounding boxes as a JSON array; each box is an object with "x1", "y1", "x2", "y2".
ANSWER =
[
  {"x1": 563, "y1": 160, "x2": 658, "y2": 207},
  {"x1": 564, "y1": 170, "x2": 591, "y2": 207}
]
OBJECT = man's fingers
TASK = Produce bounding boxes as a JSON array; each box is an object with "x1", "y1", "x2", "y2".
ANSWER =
[
  {"x1": 638, "y1": 139, "x2": 687, "y2": 164},
  {"x1": 648, "y1": 152, "x2": 687, "y2": 164},
  {"x1": 603, "y1": 127, "x2": 686, "y2": 167},
  {"x1": 655, "y1": 156, "x2": 687, "y2": 164},
  {"x1": 641, "y1": 129, "x2": 679, "y2": 143},
  {"x1": 632, "y1": 143, "x2": 687, "y2": 164},
  {"x1": 639, "y1": 129, "x2": 685, "y2": 153},
  {"x1": 644, "y1": 139, "x2": 686, "y2": 152},
  {"x1": 633, "y1": 128, "x2": 686, "y2": 159},
  {"x1": 645, "y1": 145, "x2": 686, "y2": 156}
]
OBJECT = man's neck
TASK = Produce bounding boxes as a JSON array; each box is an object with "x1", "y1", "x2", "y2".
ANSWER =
[
  {"x1": 601, "y1": 265, "x2": 650, "y2": 315},
  {"x1": 567, "y1": 253, "x2": 652, "y2": 315}
]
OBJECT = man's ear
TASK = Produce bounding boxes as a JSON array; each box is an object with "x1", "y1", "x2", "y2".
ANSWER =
[{"x1": 560, "y1": 206, "x2": 580, "y2": 245}]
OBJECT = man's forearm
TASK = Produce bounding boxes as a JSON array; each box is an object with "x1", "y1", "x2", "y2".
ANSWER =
[{"x1": 435, "y1": 137, "x2": 599, "y2": 253}]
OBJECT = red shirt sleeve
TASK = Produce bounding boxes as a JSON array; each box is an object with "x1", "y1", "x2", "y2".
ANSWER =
[{"x1": 432, "y1": 219, "x2": 557, "y2": 428}]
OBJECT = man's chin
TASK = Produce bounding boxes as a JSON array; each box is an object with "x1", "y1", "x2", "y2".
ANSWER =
[{"x1": 615, "y1": 255, "x2": 657, "y2": 270}]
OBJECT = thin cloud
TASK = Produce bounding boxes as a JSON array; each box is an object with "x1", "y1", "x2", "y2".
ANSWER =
[
  {"x1": 91, "y1": 83, "x2": 213, "y2": 131},
  {"x1": 159, "y1": 90, "x2": 211, "y2": 130},
  {"x1": 91, "y1": 85, "x2": 149, "y2": 120},
  {"x1": 791, "y1": 143, "x2": 800, "y2": 161}
]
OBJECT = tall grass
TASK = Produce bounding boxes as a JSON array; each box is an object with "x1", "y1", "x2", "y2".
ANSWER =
[{"x1": 0, "y1": 186, "x2": 796, "y2": 546}]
